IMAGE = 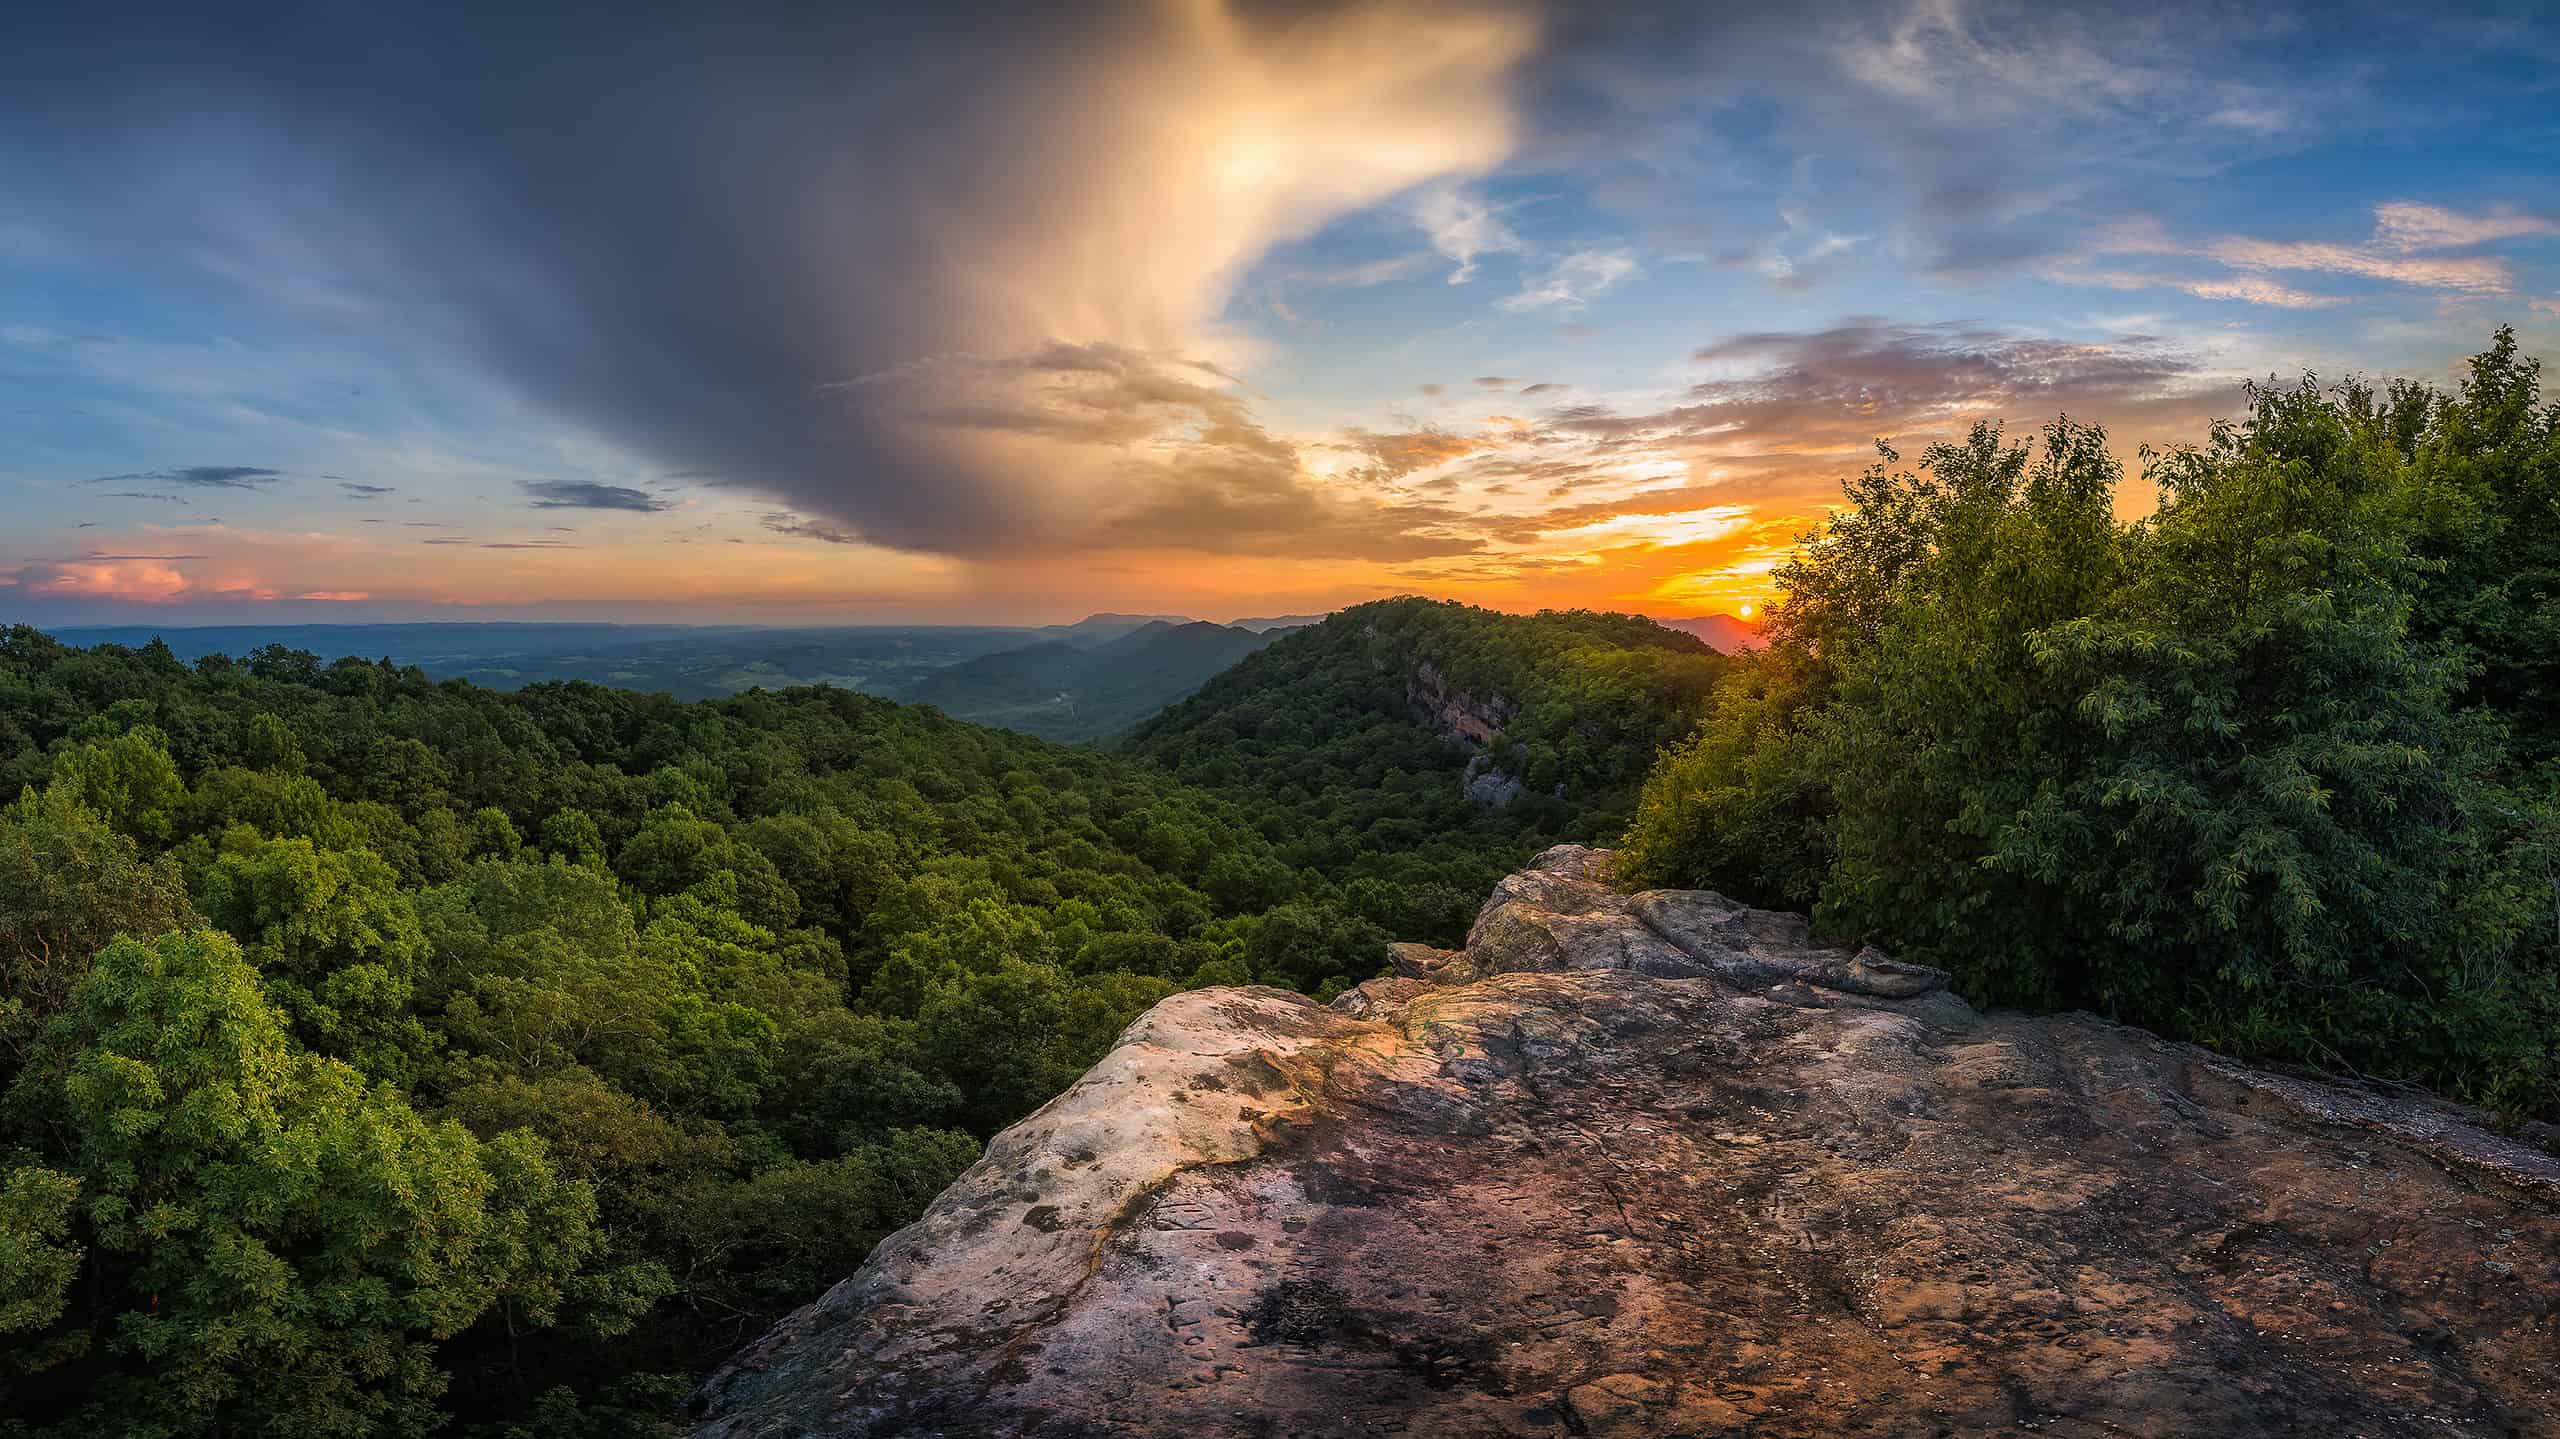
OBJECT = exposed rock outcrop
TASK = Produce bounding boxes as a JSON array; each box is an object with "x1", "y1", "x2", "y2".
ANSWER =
[
  {"x1": 1459, "y1": 751, "x2": 1525, "y2": 808},
  {"x1": 1406, "y1": 659, "x2": 1514, "y2": 748},
  {"x1": 692, "y1": 847, "x2": 2560, "y2": 1439},
  {"x1": 1407, "y1": 661, "x2": 1534, "y2": 808}
]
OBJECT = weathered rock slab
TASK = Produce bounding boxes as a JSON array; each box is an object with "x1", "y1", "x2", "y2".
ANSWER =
[{"x1": 693, "y1": 848, "x2": 2560, "y2": 1439}]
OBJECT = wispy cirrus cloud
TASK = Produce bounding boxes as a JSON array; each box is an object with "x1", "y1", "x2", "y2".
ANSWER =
[
  {"x1": 1504, "y1": 319, "x2": 2226, "y2": 514},
  {"x1": 2053, "y1": 264, "x2": 2344, "y2": 310},
  {"x1": 1328, "y1": 426, "x2": 1491, "y2": 484},
  {"x1": 2173, "y1": 276, "x2": 2343, "y2": 309},
  {"x1": 1500, "y1": 247, "x2": 1639, "y2": 311},
  {"x1": 2071, "y1": 201, "x2": 2548, "y2": 304},
  {"x1": 2204, "y1": 236, "x2": 2512, "y2": 295},
  {"x1": 1411, "y1": 183, "x2": 1526, "y2": 284},
  {"x1": 2371, "y1": 201, "x2": 2556, "y2": 253}
]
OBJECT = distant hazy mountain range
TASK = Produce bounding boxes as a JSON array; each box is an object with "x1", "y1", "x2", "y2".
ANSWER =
[
  {"x1": 1654, "y1": 614, "x2": 1766, "y2": 653},
  {"x1": 37, "y1": 612, "x2": 1322, "y2": 742},
  {"x1": 40, "y1": 621, "x2": 1040, "y2": 702},
  {"x1": 906, "y1": 620, "x2": 1289, "y2": 741},
  {"x1": 34, "y1": 605, "x2": 1752, "y2": 739}
]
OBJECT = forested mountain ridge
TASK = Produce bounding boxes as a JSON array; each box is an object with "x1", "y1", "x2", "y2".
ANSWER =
[
  {"x1": 905, "y1": 619, "x2": 1286, "y2": 741},
  {"x1": 1125, "y1": 598, "x2": 1727, "y2": 945},
  {"x1": 0, "y1": 595, "x2": 1715, "y2": 1434},
  {"x1": 0, "y1": 629, "x2": 1451, "y2": 1436}
]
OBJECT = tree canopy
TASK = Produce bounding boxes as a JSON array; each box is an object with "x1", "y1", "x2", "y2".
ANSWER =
[
  {"x1": 1623, "y1": 330, "x2": 2560, "y2": 1118},
  {"x1": 0, "y1": 597, "x2": 1689, "y2": 1433}
]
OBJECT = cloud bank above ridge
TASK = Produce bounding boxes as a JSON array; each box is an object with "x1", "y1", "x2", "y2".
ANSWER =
[{"x1": 6, "y1": 0, "x2": 1540, "y2": 560}]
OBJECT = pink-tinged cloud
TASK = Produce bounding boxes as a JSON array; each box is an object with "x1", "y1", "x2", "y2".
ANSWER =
[
  {"x1": 2206, "y1": 236, "x2": 2512, "y2": 294},
  {"x1": 2075, "y1": 202, "x2": 2548, "y2": 304},
  {"x1": 2370, "y1": 202, "x2": 2556, "y2": 253},
  {"x1": 27, "y1": 560, "x2": 193, "y2": 602}
]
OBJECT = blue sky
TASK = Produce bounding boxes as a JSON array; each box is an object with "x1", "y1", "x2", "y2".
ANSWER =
[{"x1": 2, "y1": 0, "x2": 2555, "y2": 624}]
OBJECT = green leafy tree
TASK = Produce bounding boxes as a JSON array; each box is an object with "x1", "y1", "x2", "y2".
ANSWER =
[
  {"x1": 48, "y1": 728, "x2": 185, "y2": 846},
  {"x1": 0, "y1": 1165, "x2": 80, "y2": 1337},
  {"x1": 194, "y1": 833, "x2": 436, "y2": 1085},
  {"x1": 538, "y1": 809, "x2": 606, "y2": 869},
  {"x1": 9, "y1": 929, "x2": 597, "y2": 1437},
  {"x1": 1624, "y1": 341, "x2": 2560, "y2": 1116},
  {"x1": 1240, "y1": 902, "x2": 1390, "y2": 995},
  {"x1": 0, "y1": 788, "x2": 197, "y2": 1066}
]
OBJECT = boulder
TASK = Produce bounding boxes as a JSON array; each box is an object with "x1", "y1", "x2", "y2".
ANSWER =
[{"x1": 692, "y1": 848, "x2": 2560, "y2": 1439}]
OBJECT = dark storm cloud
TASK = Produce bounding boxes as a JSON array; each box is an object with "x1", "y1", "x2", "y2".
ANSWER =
[
  {"x1": 1, "y1": 1, "x2": 1530, "y2": 561},
  {"x1": 519, "y1": 479, "x2": 672, "y2": 513},
  {"x1": 82, "y1": 465, "x2": 280, "y2": 490}
]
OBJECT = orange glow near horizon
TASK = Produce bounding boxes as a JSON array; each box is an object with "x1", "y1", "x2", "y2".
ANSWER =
[{"x1": 9, "y1": 368, "x2": 2211, "y2": 629}]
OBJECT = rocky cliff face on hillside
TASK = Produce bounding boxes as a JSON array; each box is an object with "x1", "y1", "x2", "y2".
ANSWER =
[
  {"x1": 691, "y1": 848, "x2": 2560, "y2": 1438},
  {"x1": 1407, "y1": 661, "x2": 1534, "y2": 807},
  {"x1": 1405, "y1": 659, "x2": 1514, "y2": 749}
]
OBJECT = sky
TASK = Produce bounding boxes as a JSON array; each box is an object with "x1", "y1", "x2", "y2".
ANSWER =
[{"x1": 3, "y1": 0, "x2": 2556, "y2": 628}]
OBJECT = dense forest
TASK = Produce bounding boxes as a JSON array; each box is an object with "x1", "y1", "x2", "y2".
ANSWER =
[
  {"x1": 1624, "y1": 330, "x2": 2560, "y2": 1121},
  {"x1": 0, "y1": 598, "x2": 1704, "y2": 1436}
]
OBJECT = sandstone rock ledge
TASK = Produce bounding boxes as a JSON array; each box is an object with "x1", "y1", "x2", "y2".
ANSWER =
[{"x1": 691, "y1": 846, "x2": 2560, "y2": 1439}]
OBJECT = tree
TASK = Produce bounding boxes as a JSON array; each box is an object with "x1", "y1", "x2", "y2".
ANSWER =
[
  {"x1": 0, "y1": 1165, "x2": 79, "y2": 1338},
  {"x1": 47, "y1": 727, "x2": 185, "y2": 846},
  {"x1": 0, "y1": 788, "x2": 197, "y2": 1067},
  {"x1": 1620, "y1": 348, "x2": 2560, "y2": 1117},
  {"x1": 1234, "y1": 901, "x2": 1388, "y2": 995},
  {"x1": 194, "y1": 833, "x2": 436, "y2": 1085},
  {"x1": 9, "y1": 929, "x2": 598, "y2": 1437}
]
